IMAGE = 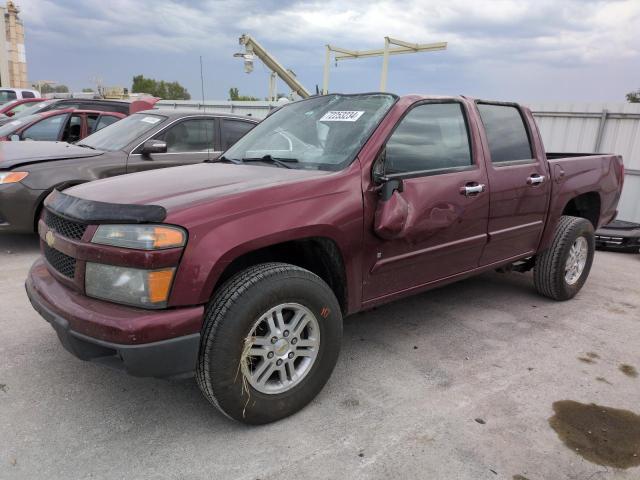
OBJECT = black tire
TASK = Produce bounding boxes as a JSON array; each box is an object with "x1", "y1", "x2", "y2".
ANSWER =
[
  {"x1": 534, "y1": 215, "x2": 595, "y2": 300},
  {"x1": 196, "y1": 262, "x2": 342, "y2": 424}
]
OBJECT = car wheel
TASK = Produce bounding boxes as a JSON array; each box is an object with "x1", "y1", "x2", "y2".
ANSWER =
[
  {"x1": 534, "y1": 215, "x2": 595, "y2": 300},
  {"x1": 196, "y1": 262, "x2": 342, "y2": 424}
]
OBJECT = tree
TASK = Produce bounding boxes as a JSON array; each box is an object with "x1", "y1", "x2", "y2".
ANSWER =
[
  {"x1": 131, "y1": 75, "x2": 191, "y2": 100},
  {"x1": 627, "y1": 89, "x2": 640, "y2": 103},
  {"x1": 228, "y1": 87, "x2": 259, "y2": 101},
  {"x1": 34, "y1": 83, "x2": 69, "y2": 94}
]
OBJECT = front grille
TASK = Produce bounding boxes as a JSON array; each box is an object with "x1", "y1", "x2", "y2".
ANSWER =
[
  {"x1": 44, "y1": 210, "x2": 87, "y2": 240},
  {"x1": 43, "y1": 244, "x2": 76, "y2": 278}
]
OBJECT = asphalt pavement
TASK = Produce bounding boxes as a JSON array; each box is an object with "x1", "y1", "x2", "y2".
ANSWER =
[{"x1": 1, "y1": 234, "x2": 639, "y2": 479}]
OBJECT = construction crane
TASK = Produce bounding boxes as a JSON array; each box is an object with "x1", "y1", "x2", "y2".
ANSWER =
[
  {"x1": 234, "y1": 34, "x2": 311, "y2": 99},
  {"x1": 323, "y1": 37, "x2": 447, "y2": 93}
]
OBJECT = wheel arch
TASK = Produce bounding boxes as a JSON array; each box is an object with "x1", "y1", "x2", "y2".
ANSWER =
[{"x1": 561, "y1": 191, "x2": 601, "y2": 228}]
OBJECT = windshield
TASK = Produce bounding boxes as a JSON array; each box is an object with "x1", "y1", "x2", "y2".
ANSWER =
[
  {"x1": 78, "y1": 113, "x2": 167, "y2": 151},
  {"x1": 0, "y1": 113, "x2": 43, "y2": 136},
  {"x1": 223, "y1": 93, "x2": 397, "y2": 171},
  {"x1": 11, "y1": 100, "x2": 56, "y2": 120}
]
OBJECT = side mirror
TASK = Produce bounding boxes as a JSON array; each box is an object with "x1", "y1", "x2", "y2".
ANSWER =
[
  {"x1": 6, "y1": 111, "x2": 14, "y2": 117},
  {"x1": 9, "y1": 134, "x2": 20, "y2": 142},
  {"x1": 141, "y1": 139, "x2": 167, "y2": 156},
  {"x1": 372, "y1": 147, "x2": 404, "y2": 201}
]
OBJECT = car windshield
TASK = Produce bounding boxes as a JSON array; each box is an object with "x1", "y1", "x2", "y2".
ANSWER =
[
  {"x1": 0, "y1": 113, "x2": 43, "y2": 136},
  {"x1": 78, "y1": 113, "x2": 167, "y2": 151},
  {"x1": 11, "y1": 100, "x2": 56, "y2": 120},
  {"x1": 223, "y1": 93, "x2": 397, "y2": 171}
]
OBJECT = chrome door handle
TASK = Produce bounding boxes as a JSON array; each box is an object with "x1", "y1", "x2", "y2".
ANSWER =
[
  {"x1": 527, "y1": 174, "x2": 545, "y2": 185},
  {"x1": 460, "y1": 183, "x2": 485, "y2": 196}
]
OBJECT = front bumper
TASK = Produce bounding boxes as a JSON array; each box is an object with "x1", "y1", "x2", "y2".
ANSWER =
[
  {"x1": 26, "y1": 259, "x2": 204, "y2": 378},
  {"x1": 0, "y1": 183, "x2": 45, "y2": 233}
]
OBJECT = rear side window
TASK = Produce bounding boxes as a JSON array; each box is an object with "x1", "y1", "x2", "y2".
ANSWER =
[
  {"x1": 477, "y1": 104, "x2": 533, "y2": 163},
  {"x1": 221, "y1": 119, "x2": 255, "y2": 150},
  {"x1": 22, "y1": 91, "x2": 35, "y2": 98},
  {"x1": 94, "y1": 115, "x2": 120, "y2": 132},
  {"x1": 385, "y1": 102, "x2": 472, "y2": 174}
]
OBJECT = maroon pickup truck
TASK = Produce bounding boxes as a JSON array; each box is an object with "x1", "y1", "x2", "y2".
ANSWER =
[{"x1": 26, "y1": 93, "x2": 624, "y2": 424}]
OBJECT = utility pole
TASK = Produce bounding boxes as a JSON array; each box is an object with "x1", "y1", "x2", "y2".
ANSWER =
[{"x1": 323, "y1": 37, "x2": 447, "y2": 94}]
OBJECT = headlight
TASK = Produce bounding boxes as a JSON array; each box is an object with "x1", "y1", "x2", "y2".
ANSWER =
[
  {"x1": 92, "y1": 224, "x2": 186, "y2": 250},
  {"x1": 0, "y1": 171, "x2": 28, "y2": 184},
  {"x1": 85, "y1": 263, "x2": 175, "y2": 308}
]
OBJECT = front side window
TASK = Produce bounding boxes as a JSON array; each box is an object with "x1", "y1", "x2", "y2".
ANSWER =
[
  {"x1": 224, "y1": 93, "x2": 397, "y2": 171},
  {"x1": 78, "y1": 113, "x2": 167, "y2": 151},
  {"x1": 477, "y1": 104, "x2": 533, "y2": 163},
  {"x1": 221, "y1": 120, "x2": 255, "y2": 150},
  {"x1": 157, "y1": 118, "x2": 215, "y2": 152},
  {"x1": 385, "y1": 102, "x2": 472, "y2": 174},
  {"x1": 21, "y1": 114, "x2": 66, "y2": 141}
]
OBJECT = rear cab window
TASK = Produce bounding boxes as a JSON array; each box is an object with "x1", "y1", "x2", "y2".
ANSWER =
[{"x1": 477, "y1": 103, "x2": 534, "y2": 165}]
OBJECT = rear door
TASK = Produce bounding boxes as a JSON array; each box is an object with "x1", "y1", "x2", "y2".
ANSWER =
[
  {"x1": 126, "y1": 117, "x2": 218, "y2": 173},
  {"x1": 362, "y1": 100, "x2": 490, "y2": 301},
  {"x1": 219, "y1": 118, "x2": 257, "y2": 151},
  {"x1": 476, "y1": 102, "x2": 551, "y2": 265}
]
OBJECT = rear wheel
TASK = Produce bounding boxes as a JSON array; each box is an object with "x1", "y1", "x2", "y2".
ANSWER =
[
  {"x1": 534, "y1": 215, "x2": 595, "y2": 300},
  {"x1": 196, "y1": 262, "x2": 342, "y2": 424}
]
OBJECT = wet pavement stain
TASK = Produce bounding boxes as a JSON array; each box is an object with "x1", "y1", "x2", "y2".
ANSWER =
[
  {"x1": 586, "y1": 352, "x2": 600, "y2": 359},
  {"x1": 578, "y1": 356, "x2": 596, "y2": 364},
  {"x1": 549, "y1": 400, "x2": 640, "y2": 469},
  {"x1": 620, "y1": 364, "x2": 638, "y2": 378},
  {"x1": 596, "y1": 376, "x2": 613, "y2": 385},
  {"x1": 512, "y1": 476, "x2": 530, "y2": 480}
]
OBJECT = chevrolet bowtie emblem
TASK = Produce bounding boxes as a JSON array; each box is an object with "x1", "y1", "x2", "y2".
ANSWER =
[{"x1": 45, "y1": 230, "x2": 55, "y2": 248}]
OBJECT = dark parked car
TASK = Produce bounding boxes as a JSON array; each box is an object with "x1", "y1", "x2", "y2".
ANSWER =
[
  {"x1": 0, "y1": 108, "x2": 126, "y2": 142},
  {"x1": 25, "y1": 93, "x2": 624, "y2": 424},
  {"x1": 0, "y1": 97, "x2": 158, "y2": 126},
  {"x1": 0, "y1": 110, "x2": 258, "y2": 233},
  {"x1": 595, "y1": 219, "x2": 640, "y2": 252}
]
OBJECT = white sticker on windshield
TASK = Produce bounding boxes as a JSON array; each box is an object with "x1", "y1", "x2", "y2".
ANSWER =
[
  {"x1": 140, "y1": 116, "x2": 161, "y2": 124},
  {"x1": 9, "y1": 120, "x2": 22, "y2": 126},
  {"x1": 319, "y1": 111, "x2": 365, "y2": 122}
]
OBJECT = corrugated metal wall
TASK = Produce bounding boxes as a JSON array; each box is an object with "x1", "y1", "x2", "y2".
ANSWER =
[
  {"x1": 529, "y1": 102, "x2": 640, "y2": 223},
  {"x1": 157, "y1": 99, "x2": 640, "y2": 223}
]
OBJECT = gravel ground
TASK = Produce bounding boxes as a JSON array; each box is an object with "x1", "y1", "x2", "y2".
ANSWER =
[{"x1": 1, "y1": 234, "x2": 639, "y2": 480}]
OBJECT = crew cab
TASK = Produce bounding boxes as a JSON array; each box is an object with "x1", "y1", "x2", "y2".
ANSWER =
[{"x1": 26, "y1": 93, "x2": 624, "y2": 425}]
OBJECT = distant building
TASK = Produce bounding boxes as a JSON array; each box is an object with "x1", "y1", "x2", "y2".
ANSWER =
[{"x1": 0, "y1": 1, "x2": 27, "y2": 88}]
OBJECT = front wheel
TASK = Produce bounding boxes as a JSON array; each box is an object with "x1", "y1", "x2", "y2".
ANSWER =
[
  {"x1": 534, "y1": 215, "x2": 595, "y2": 300},
  {"x1": 196, "y1": 262, "x2": 342, "y2": 424}
]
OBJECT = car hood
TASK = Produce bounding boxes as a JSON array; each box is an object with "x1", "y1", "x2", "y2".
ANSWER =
[
  {"x1": 0, "y1": 141, "x2": 103, "y2": 170},
  {"x1": 66, "y1": 163, "x2": 333, "y2": 213}
]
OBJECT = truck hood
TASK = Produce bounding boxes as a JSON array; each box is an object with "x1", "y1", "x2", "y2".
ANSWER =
[
  {"x1": 66, "y1": 163, "x2": 332, "y2": 212},
  {"x1": 0, "y1": 141, "x2": 103, "y2": 170}
]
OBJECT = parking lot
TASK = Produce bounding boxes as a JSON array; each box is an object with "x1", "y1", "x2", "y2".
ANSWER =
[{"x1": 1, "y1": 234, "x2": 638, "y2": 480}]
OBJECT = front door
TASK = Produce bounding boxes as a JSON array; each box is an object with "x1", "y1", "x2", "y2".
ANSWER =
[
  {"x1": 475, "y1": 102, "x2": 551, "y2": 265},
  {"x1": 362, "y1": 101, "x2": 490, "y2": 302},
  {"x1": 126, "y1": 117, "x2": 218, "y2": 173}
]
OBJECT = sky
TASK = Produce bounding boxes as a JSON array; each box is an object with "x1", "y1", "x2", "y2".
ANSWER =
[{"x1": 18, "y1": 0, "x2": 640, "y2": 103}]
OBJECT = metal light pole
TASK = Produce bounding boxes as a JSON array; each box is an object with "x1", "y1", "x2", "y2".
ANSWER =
[{"x1": 323, "y1": 37, "x2": 447, "y2": 94}]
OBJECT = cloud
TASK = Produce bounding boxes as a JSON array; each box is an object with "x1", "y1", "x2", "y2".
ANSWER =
[{"x1": 16, "y1": 0, "x2": 640, "y2": 101}]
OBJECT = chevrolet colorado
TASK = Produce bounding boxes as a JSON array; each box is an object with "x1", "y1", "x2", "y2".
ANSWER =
[{"x1": 26, "y1": 93, "x2": 624, "y2": 424}]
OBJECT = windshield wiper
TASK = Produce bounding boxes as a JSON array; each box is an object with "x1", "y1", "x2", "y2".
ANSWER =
[
  {"x1": 76, "y1": 143, "x2": 96, "y2": 150},
  {"x1": 241, "y1": 155, "x2": 299, "y2": 169},
  {"x1": 209, "y1": 155, "x2": 241, "y2": 164}
]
